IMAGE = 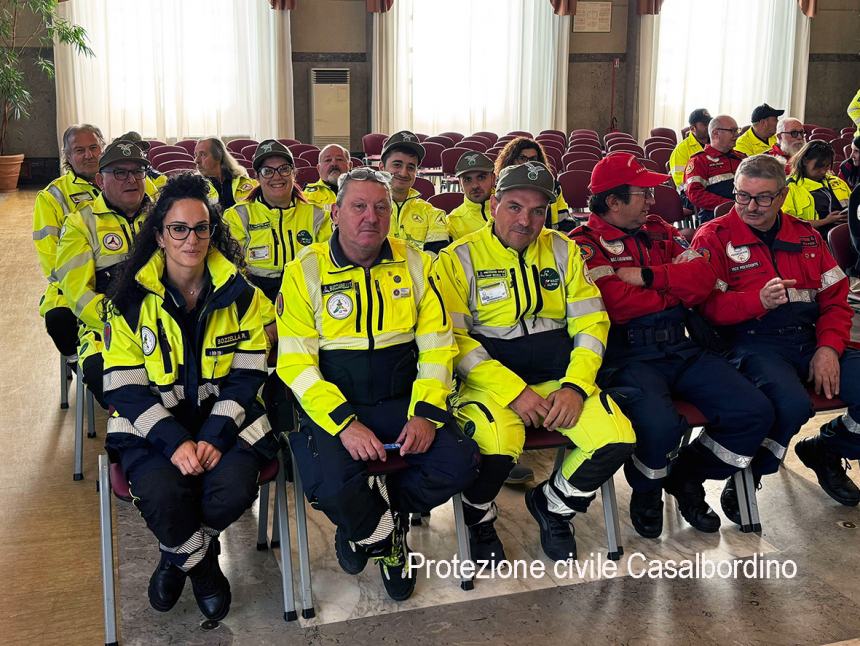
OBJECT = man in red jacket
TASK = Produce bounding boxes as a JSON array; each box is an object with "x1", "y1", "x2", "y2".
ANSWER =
[
  {"x1": 571, "y1": 154, "x2": 773, "y2": 537},
  {"x1": 684, "y1": 115, "x2": 746, "y2": 222},
  {"x1": 692, "y1": 154, "x2": 860, "y2": 507}
]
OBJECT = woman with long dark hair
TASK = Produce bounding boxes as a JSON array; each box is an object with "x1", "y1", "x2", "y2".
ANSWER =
[
  {"x1": 784, "y1": 140, "x2": 851, "y2": 234},
  {"x1": 102, "y1": 172, "x2": 277, "y2": 622}
]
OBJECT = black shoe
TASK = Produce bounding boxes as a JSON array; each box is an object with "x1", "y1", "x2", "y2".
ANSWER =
[
  {"x1": 525, "y1": 485, "x2": 576, "y2": 561},
  {"x1": 376, "y1": 519, "x2": 415, "y2": 601},
  {"x1": 147, "y1": 553, "x2": 187, "y2": 612},
  {"x1": 335, "y1": 525, "x2": 371, "y2": 575},
  {"x1": 795, "y1": 436, "x2": 860, "y2": 506},
  {"x1": 664, "y1": 477, "x2": 721, "y2": 533},
  {"x1": 720, "y1": 478, "x2": 741, "y2": 525},
  {"x1": 468, "y1": 520, "x2": 507, "y2": 566},
  {"x1": 629, "y1": 489, "x2": 664, "y2": 538},
  {"x1": 188, "y1": 539, "x2": 231, "y2": 621},
  {"x1": 505, "y1": 463, "x2": 534, "y2": 485}
]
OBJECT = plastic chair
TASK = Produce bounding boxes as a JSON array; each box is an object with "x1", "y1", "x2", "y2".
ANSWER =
[
  {"x1": 425, "y1": 135, "x2": 455, "y2": 149},
  {"x1": 557, "y1": 170, "x2": 593, "y2": 209},
  {"x1": 174, "y1": 139, "x2": 198, "y2": 156},
  {"x1": 156, "y1": 159, "x2": 198, "y2": 173},
  {"x1": 412, "y1": 176, "x2": 436, "y2": 201},
  {"x1": 98, "y1": 453, "x2": 299, "y2": 645},
  {"x1": 59, "y1": 353, "x2": 73, "y2": 410},
  {"x1": 295, "y1": 167, "x2": 320, "y2": 187},
  {"x1": 652, "y1": 184, "x2": 684, "y2": 223},
  {"x1": 566, "y1": 158, "x2": 599, "y2": 172},
  {"x1": 226, "y1": 138, "x2": 259, "y2": 155},
  {"x1": 827, "y1": 223, "x2": 856, "y2": 272},
  {"x1": 362, "y1": 133, "x2": 387, "y2": 160},
  {"x1": 650, "y1": 127, "x2": 677, "y2": 144},
  {"x1": 299, "y1": 149, "x2": 321, "y2": 166},
  {"x1": 428, "y1": 191, "x2": 465, "y2": 214},
  {"x1": 458, "y1": 140, "x2": 488, "y2": 153}
]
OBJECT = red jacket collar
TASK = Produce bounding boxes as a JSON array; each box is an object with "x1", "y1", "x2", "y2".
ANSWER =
[
  {"x1": 702, "y1": 144, "x2": 744, "y2": 160},
  {"x1": 583, "y1": 212, "x2": 656, "y2": 242},
  {"x1": 722, "y1": 206, "x2": 811, "y2": 246}
]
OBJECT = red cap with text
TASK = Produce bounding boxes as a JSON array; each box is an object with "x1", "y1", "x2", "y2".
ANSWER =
[{"x1": 589, "y1": 152, "x2": 670, "y2": 194}]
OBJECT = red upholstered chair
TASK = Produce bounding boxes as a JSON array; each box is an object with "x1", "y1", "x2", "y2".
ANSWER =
[
  {"x1": 472, "y1": 131, "x2": 498, "y2": 144},
  {"x1": 652, "y1": 184, "x2": 684, "y2": 223},
  {"x1": 350, "y1": 156, "x2": 365, "y2": 168},
  {"x1": 713, "y1": 201, "x2": 733, "y2": 219},
  {"x1": 144, "y1": 139, "x2": 167, "y2": 149},
  {"x1": 638, "y1": 158, "x2": 663, "y2": 173},
  {"x1": 650, "y1": 127, "x2": 677, "y2": 143},
  {"x1": 150, "y1": 151, "x2": 194, "y2": 168},
  {"x1": 419, "y1": 141, "x2": 445, "y2": 170},
  {"x1": 293, "y1": 157, "x2": 311, "y2": 169},
  {"x1": 570, "y1": 128, "x2": 599, "y2": 138},
  {"x1": 277, "y1": 138, "x2": 301, "y2": 147},
  {"x1": 428, "y1": 191, "x2": 465, "y2": 214},
  {"x1": 604, "y1": 132, "x2": 636, "y2": 147},
  {"x1": 607, "y1": 143, "x2": 646, "y2": 157},
  {"x1": 563, "y1": 151, "x2": 601, "y2": 167},
  {"x1": 425, "y1": 135, "x2": 455, "y2": 148},
  {"x1": 827, "y1": 223, "x2": 857, "y2": 272},
  {"x1": 414, "y1": 133, "x2": 429, "y2": 142},
  {"x1": 467, "y1": 134, "x2": 494, "y2": 148},
  {"x1": 540, "y1": 129, "x2": 566, "y2": 139},
  {"x1": 841, "y1": 126, "x2": 856, "y2": 137},
  {"x1": 645, "y1": 136, "x2": 675, "y2": 148},
  {"x1": 506, "y1": 130, "x2": 533, "y2": 138},
  {"x1": 299, "y1": 149, "x2": 321, "y2": 166},
  {"x1": 241, "y1": 144, "x2": 258, "y2": 160},
  {"x1": 155, "y1": 159, "x2": 197, "y2": 173},
  {"x1": 441, "y1": 147, "x2": 470, "y2": 178},
  {"x1": 412, "y1": 176, "x2": 436, "y2": 200},
  {"x1": 227, "y1": 138, "x2": 258, "y2": 155},
  {"x1": 557, "y1": 170, "x2": 593, "y2": 209},
  {"x1": 648, "y1": 147, "x2": 673, "y2": 174},
  {"x1": 289, "y1": 143, "x2": 319, "y2": 158},
  {"x1": 295, "y1": 166, "x2": 320, "y2": 187},
  {"x1": 458, "y1": 140, "x2": 488, "y2": 153},
  {"x1": 150, "y1": 144, "x2": 189, "y2": 157},
  {"x1": 812, "y1": 127, "x2": 838, "y2": 140},
  {"x1": 174, "y1": 139, "x2": 197, "y2": 155},
  {"x1": 362, "y1": 133, "x2": 387, "y2": 161},
  {"x1": 566, "y1": 158, "x2": 600, "y2": 172},
  {"x1": 438, "y1": 131, "x2": 464, "y2": 144}
]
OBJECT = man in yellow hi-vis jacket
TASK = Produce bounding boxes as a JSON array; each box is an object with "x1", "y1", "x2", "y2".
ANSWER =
[
  {"x1": 434, "y1": 162, "x2": 635, "y2": 564},
  {"x1": 276, "y1": 167, "x2": 478, "y2": 601}
]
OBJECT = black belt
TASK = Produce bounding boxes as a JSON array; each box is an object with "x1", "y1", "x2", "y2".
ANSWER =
[
  {"x1": 741, "y1": 325, "x2": 813, "y2": 337},
  {"x1": 610, "y1": 324, "x2": 686, "y2": 347}
]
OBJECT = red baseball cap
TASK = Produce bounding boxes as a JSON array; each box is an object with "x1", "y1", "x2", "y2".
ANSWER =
[{"x1": 589, "y1": 152, "x2": 670, "y2": 194}]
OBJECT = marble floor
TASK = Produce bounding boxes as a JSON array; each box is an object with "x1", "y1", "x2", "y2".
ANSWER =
[{"x1": 2, "y1": 188, "x2": 860, "y2": 645}]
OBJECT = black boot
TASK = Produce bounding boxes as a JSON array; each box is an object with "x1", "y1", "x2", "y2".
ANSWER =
[
  {"x1": 376, "y1": 516, "x2": 415, "y2": 601},
  {"x1": 664, "y1": 474, "x2": 721, "y2": 533},
  {"x1": 505, "y1": 463, "x2": 534, "y2": 485},
  {"x1": 720, "y1": 477, "x2": 741, "y2": 525},
  {"x1": 525, "y1": 485, "x2": 576, "y2": 561},
  {"x1": 148, "y1": 552, "x2": 187, "y2": 612},
  {"x1": 629, "y1": 489, "x2": 664, "y2": 538},
  {"x1": 795, "y1": 435, "x2": 860, "y2": 506},
  {"x1": 334, "y1": 525, "x2": 371, "y2": 575},
  {"x1": 188, "y1": 539, "x2": 231, "y2": 621},
  {"x1": 468, "y1": 520, "x2": 507, "y2": 566}
]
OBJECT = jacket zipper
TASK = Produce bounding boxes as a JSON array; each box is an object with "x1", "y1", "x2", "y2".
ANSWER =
[
  {"x1": 375, "y1": 279, "x2": 384, "y2": 331},
  {"x1": 155, "y1": 318, "x2": 173, "y2": 374},
  {"x1": 354, "y1": 280, "x2": 362, "y2": 333},
  {"x1": 287, "y1": 229, "x2": 295, "y2": 261},
  {"x1": 364, "y1": 269, "x2": 375, "y2": 350},
  {"x1": 530, "y1": 264, "x2": 544, "y2": 321},
  {"x1": 271, "y1": 228, "x2": 280, "y2": 266},
  {"x1": 509, "y1": 268, "x2": 526, "y2": 336}
]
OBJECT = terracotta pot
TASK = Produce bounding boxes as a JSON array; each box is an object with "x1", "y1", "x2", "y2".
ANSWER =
[{"x1": 0, "y1": 154, "x2": 24, "y2": 192}]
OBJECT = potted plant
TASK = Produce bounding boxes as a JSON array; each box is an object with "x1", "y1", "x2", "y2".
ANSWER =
[{"x1": 0, "y1": 0, "x2": 92, "y2": 191}]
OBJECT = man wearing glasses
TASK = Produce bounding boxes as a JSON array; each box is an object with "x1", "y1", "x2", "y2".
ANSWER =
[
  {"x1": 692, "y1": 154, "x2": 860, "y2": 509},
  {"x1": 684, "y1": 115, "x2": 746, "y2": 222},
  {"x1": 766, "y1": 117, "x2": 807, "y2": 172},
  {"x1": 277, "y1": 167, "x2": 479, "y2": 601},
  {"x1": 54, "y1": 139, "x2": 152, "y2": 407},
  {"x1": 571, "y1": 154, "x2": 772, "y2": 538}
]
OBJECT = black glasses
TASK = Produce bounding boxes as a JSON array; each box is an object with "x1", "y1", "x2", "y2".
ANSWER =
[
  {"x1": 780, "y1": 130, "x2": 806, "y2": 139},
  {"x1": 336, "y1": 167, "x2": 392, "y2": 188},
  {"x1": 106, "y1": 168, "x2": 147, "y2": 180},
  {"x1": 516, "y1": 153, "x2": 541, "y2": 163},
  {"x1": 714, "y1": 128, "x2": 741, "y2": 136},
  {"x1": 628, "y1": 187, "x2": 656, "y2": 199},
  {"x1": 258, "y1": 164, "x2": 294, "y2": 179},
  {"x1": 164, "y1": 223, "x2": 215, "y2": 240},
  {"x1": 733, "y1": 191, "x2": 780, "y2": 207}
]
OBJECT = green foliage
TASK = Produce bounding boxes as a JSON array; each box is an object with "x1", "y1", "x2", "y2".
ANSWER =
[{"x1": 0, "y1": 0, "x2": 92, "y2": 154}]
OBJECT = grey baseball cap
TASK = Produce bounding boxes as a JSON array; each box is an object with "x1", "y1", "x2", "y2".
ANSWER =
[{"x1": 495, "y1": 162, "x2": 556, "y2": 200}]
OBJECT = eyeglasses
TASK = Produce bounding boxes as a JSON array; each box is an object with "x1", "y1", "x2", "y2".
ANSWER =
[
  {"x1": 258, "y1": 164, "x2": 294, "y2": 179},
  {"x1": 164, "y1": 223, "x2": 215, "y2": 240},
  {"x1": 780, "y1": 130, "x2": 806, "y2": 139},
  {"x1": 733, "y1": 191, "x2": 781, "y2": 207},
  {"x1": 516, "y1": 153, "x2": 541, "y2": 163},
  {"x1": 714, "y1": 128, "x2": 741, "y2": 136},
  {"x1": 106, "y1": 168, "x2": 147, "y2": 181},
  {"x1": 628, "y1": 187, "x2": 656, "y2": 199},
  {"x1": 336, "y1": 167, "x2": 392, "y2": 188}
]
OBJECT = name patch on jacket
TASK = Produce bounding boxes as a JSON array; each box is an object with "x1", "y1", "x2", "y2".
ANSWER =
[
  {"x1": 321, "y1": 280, "x2": 353, "y2": 295},
  {"x1": 249, "y1": 222, "x2": 270, "y2": 231},
  {"x1": 476, "y1": 269, "x2": 507, "y2": 280},
  {"x1": 609, "y1": 255, "x2": 634, "y2": 262},
  {"x1": 215, "y1": 331, "x2": 250, "y2": 347},
  {"x1": 800, "y1": 236, "x2": 818, "y2": 247},
  {"x1": 730, "y1": 261, "x2": 761, "y2": 273}
]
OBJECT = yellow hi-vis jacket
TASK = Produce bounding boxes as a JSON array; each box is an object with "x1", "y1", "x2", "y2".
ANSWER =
[
  {"x1": 33, "y1": 172, "x2": 100, "y2": 316},
  {"x1": 734, "y1": 128, "x2": 776, "y2": 157},
  {"x1": 276, "y1": 230, "x2": 456, "y2": 436},
  {"x1": 55, "y1": 193, "x2": 149, "y2": 338},
  {"x1": 785, "y1": 174, "x2": 851, "y2": 221},
  {"x1": 102, "y1": 248, "x2": 275, "y2": 460},
  {"x1": 669, "y1": 133, "x2": 705, "y2": 188},
  {"x1": 548, "y1": 189, "x2": 572, "y2": 230},
  {"x1": 848, "y1": 88, "x2": 860, "y2": 137},
  {"x1": 391, "y1": 188, "x2": 450, "y2": 254},
  {"x1": 783, "y1": 181, "x2": 818, "y2": 221},
  {"x1": 224, "y1": 195, "x2": 332, "y2": 324},
  {"x1": 303, "y1": 179, "x2": 337, "y2": 210},
  {"x1": 446, "y1": 198, "x2": 493, "y2": 241},
  {"x1": 433, "y1": 225, "x2": 609, "y2": 408}
]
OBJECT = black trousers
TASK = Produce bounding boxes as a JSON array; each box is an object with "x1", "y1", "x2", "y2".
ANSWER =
[
  {"x1": 44, "y1": 306, "x2": 79, "y2": 357},
  {"x1": 82, "y1": 353, "x2": 108, "y2": 409}
]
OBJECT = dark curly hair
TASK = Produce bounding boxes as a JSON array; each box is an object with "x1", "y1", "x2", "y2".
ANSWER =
[
  {"x1": 494, "y1": 137, "x2": 548, "y2": 176},
  {"x1": 103, "y1": 172, "x2": 245, "y2": 318}
]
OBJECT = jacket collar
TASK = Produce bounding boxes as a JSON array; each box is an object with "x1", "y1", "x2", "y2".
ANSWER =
[
  {"x1": 583, "y1": 213, "x2": 650, "y2": 244},
  {"x1": 90, "y1": 192, "x2": 149, "y2": 219},
  {"x1": 135, "y1": 247, "x2": 241, "y2": 305},
  {"x1": 722, "y1": 207, "x2": 811, "y2": 246},
  {"x1": 703, "y1": 144, "x2": 743, "y2": 160},
  {"x1": 328, "y1": 227, "x2": 395, "y2": 269}
]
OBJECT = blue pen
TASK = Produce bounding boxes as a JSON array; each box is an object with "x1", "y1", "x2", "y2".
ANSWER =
[{"x1": 383, "y1": 443, "x2": 402, "y2": 451}]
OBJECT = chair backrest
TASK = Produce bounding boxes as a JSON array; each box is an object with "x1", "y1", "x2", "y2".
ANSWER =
[
  {"x1": 647, "y1": 147, "x2": 673, "y2": 171},
  {"x1": 713, "y1": 201, "x2": 733, "y2": 218},
  {"x1": 506, "y1": 130, "x2": 533, "y2": 138},
  {"x1": 681, "y1": 126, "x2": 691, "y2": 138},
  {"x1": 277, "y1": 138, "x2": 301, "y2": 147},
  {"x1": 604, "y1": 132, "x2": 636, "y2": 145},
  {"x1": 645, "y1": 136, "x2": 675, "y2": 148},
  {"x1": 425, "y1": 135, "x2": 455, "y2": 148},
  {"x1": 437, "y1": 132, "x2": 464, "y2": 144},
  {"x1": 841, "y1": 126, "x2": 856, "y2": 137},
  {"x1": 651, "y1": 184, "x2": 684, "y2": 223},
  {"x1": 289, "y1": 143, "x2": 320, "y2": 157},
  {"x1": 566, "y1": 145, "x2": 602, "y2": 158},
  {"x1": 608, "y1": 143, "x2": 646, "y2": 157},
  {"x1": 412, "y1": 176, "x2": 436, "y2": 200},
  {"x1": 811, "y1": 127, "x2": 838, "y2": 140},
  {"x1": 556, "y1": 170, "x2": 593, "y2": 209},
  {"x1": 150, "y1": 144, "x2": 188, "y2": 156},
  {"x1": 419, "y1": 141, "x2": 445, "y2": 168},
  {"x1": 441, "y1": 147, "x2": 471, "y2": 176},
  {"x1": 569, "y1": 136, "x2": 601, "y2": 149},
  {"x1": 540, "y1": 129, "x2": 566, "y2": 139},
  {"x1": 241, "y1": 144, "x2": 258, "y2": 160},
  {"x1": 484, "y1": 148, "x2": 500, "y2": 160},
  {"x1": 803, "y1": 123, "x2": 819, "y2": 137},
  {"x1": 350, "y1": 156, "x2": 365, "y2": 168},
  {"x1": 414, "y1": 133, "x2": 429, "y2": 142},
  {"x1": 537, "y1": 133, "x2": 566, "y2": 147},
  {"x1": 151, "y1": 151, "x2": 194, "y2": 167},
  {"x1": 650, "y1": 127, "x2": 677, "y2": 144},
  {"x1": 637, "y1": 158, "x2": 663, "y2": 172},
  {"x1": 293, "y1": 157, "x2": 311, "y2": 169},
  {"x1": 566, "y1": 158, "x2": 599, "y2": 172},
  {"x1": 427, "y1": 191, "x2": 465, "y2": 214},
  {"x1": 362, "y1": 133, "x2": 388, "y2": 156},
  {"x1": 827, "y1": 222, "x2": 856, "y2": 272},
  {"x1": 570, "y1": 128, "x2": 599, "y2": 137},
  {"x1": 236, "y1": 158, "x2": 255, "y2": 176},
  {"x1": 156, "y1": 159, "x2": 197, "y2": 173},
  {"x1": 226, "y1": 138, "x2": 258, "y2": 154},
  {"x1": 299, "y1": 148, "x2": 321, "y2": 166},
  {"x1": 295, "y1": 166, "x2": 320, "y2": 187},
  {"x1": 467, "y1": 134, "x2": 494, "y2": 147},
  {"x1": 472, "y1": 131, "x2": 498, "y2": 144},
  {"x1": 458, "y1": 140, "x2": 488, "y2": 153},
  {"x1": 174, "y1": 139, "x2": 197, "y2": 155}
]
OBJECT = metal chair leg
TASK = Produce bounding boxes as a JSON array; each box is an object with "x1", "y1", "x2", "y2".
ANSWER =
[
  {"x1": 60, "y1": 354, "x2": 70, "y2": 410},
  {"x1": 275, "y1": 454, "x2": 298, "y2": 622},
  {"x1": 553, "y1": 447, "x2": 566, "y2": 471},
  {"x1": 86, "y1": 388, "x2": 96, "y2": 438},
  {"x1": 257, "y1": 482, "x2": 270, "y2": 550},
  {"x1": 452, "y1": 493, "x2": 473, "y2": 590},
  {"x1": 73, "y1": 363, "x2": 85, "y2": 481},
  {"x1": 270, "y1": 502, "x2": 280, "y2": 548},
  {"x1": 601, "y1": 475, "x2": 623, "y2": 561},
  {"x1": 291, "y1": 451, "x2": 316, "y2": 619},
  {"x1": 735, "y1": 467, "x2": 761, "y2": 533},
  {"x1": 98, "y1": 454, "x2": 118, "y2": 646}
]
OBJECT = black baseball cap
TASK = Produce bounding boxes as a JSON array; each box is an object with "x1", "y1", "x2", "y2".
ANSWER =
[
  {"x1": 750, "y1": 103, "x2": 785, "y2": 123},
  {"x1": 381, "y1": 130, "x2": 425, "y2": 163}
]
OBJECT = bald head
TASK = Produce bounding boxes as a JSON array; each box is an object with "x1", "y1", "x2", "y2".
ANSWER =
[
  {"x1": 776, "y1": 117, "x2": 806, "y2": 156},
  {"x1": 318, "y1": 144, "x2": 351, "y2": 187},
  {"x1": 708, "y1": 115, "x2": 739, "y2": 153}
]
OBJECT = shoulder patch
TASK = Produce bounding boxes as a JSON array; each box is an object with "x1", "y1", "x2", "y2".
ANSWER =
[
  {"x1": 578, "y1": 242, "x2": 596, "y2": 262},
  {"x1": 685, "y1": 160, "x2": 695, "y2": 175},
  {"x1": 276, "y1": 292, "x2": 284, "y2": 317},
  {"x1": 674, "y1": 235, "x2": 690, "y2": 249},
  {"x1": 141, "y1": 326, "x2": 156, "y2": 356},
  {"x1": 696, "y1": 248, "x2": 711, "y2": 262}
]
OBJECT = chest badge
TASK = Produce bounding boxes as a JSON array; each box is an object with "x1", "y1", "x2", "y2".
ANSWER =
[
  {"x1": 296, "y1": 229, "x2": 313, "y2": 246},
  {"x1": 141, "y1": 326, "x2": 156, "y2": 356},
  {"x1": 326, "y1": 293, "x2": 353, "y2": 319},
  {"x1": 726, "y1": 242, "x2": 751, "y2": 264},
  {"x1": 600, "y1": 236, "x2": 625, "y2": 255},
  {"x1": 539, "y1": 268, "x2": 561, "y2": 291},
  {"x1": 103, "y1": 233, "x2": 123, "y2": 251}
]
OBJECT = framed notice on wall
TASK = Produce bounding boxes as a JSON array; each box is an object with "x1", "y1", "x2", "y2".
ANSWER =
[{"x1": 572, "y1": 1, "x2": 612, "y2": 33}]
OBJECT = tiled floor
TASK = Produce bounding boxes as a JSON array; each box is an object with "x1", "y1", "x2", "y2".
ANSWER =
[{"x1": 2, "y1": 188, "x2": 860, "y2": 645}]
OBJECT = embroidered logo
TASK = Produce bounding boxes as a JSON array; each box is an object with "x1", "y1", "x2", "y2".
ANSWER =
[
  {"x1": 103, "y1": 233, "x2": 123, "y2": 251},
  {"x1": 600, "y1": 236, "x2": 625, "y2": 255},
  {"x1": 326, "y1": 293, "x2": 353, "y2": 319},
  {"x1": 117, "y1": 143, "x2": 133, "y2": 157},
  {"x1": 726, "y1": 242, "x2": 751, "y2": 264},
  {"x1": 141, "y1": 326, "x2": 156, "y2": 356}
]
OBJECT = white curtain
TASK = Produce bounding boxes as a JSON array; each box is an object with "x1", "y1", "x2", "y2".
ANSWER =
[
  {"x1": 636, "y1": 14, "x2": 660, "y2": 140},
  {"x1": 54, "y1": 0, "x2": 295, "y2": 145},
  {"x1": 649, "y1": 0, "x2": 804, "y2": 134},
  {"x1": 372, "y1": 0, "x2": 569, "y2": 135}
]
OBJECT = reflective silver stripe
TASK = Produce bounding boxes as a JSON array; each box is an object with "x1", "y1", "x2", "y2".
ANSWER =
[
  {"x1": 404, "y1": 246, "x2": 427, "y2": 303},
  {"x1": 290, "y1": 366, "x2": 322, "y2": 399},
  {"x1": 453, "y1": 244, "x2": 480, "y2": 325},
  {"x1": 198, "y1": 382, "x2": 220, "y2": 402},
  {"x1": 461, "y1": 495, "x2": 497, "y2": 524},
  {"x1": 550, "y1": 232, "x2": 570, "y2": 288},
  {"x1": 451, "y1": 311, "x2": 473, "y2": 330},
  {"x1": 211, "y1": 399, "x2": 246, "y2": 427},
  {"x1": 698, "y1": 431, "x2": 753, "y2": 468},
  {"x1": 320, "y1": 331, "x2": 414, "y2": 350},
  {"x1": 247, "y1": 266, "x2": 283, "y2": 279},
  {"x1": 417, "y1": 362, "x2": 452, "y2": 388},
  {"x1": 94, "y1": 252, "x2": 130, "y2": 271},
  {"x1": 588, "y1": 265, "x2": 615, "y2": 281},
  {"x1": 158, "y1": 385, "x2": 185, "y2": 408},
  {"x1": 416, "y1": 330, "x2": 452, "y2": 351},
  {"x1": 685, "y1": 176, "x2": 706, "y2": 188},
  {"x1": 55, "y1": 252, "x2": 92, "y2": 281},
  {"x1": 573, "y1": 332, "x2": 605, "y2": 357},
  {"x1": 671, "y1": 164, "x2": 686, "y2": 174},
  {"x1": 706, "y1": 173, "x2": 734, "y2": 186},
  {"x1": 567, "y1": 296, "x2": 605, "y2": 318},
  {"x1": 312, "y1": 206, "x2": 327, "y2": 237},
  {"x1": 73, "y1": 290, "x2": 99, "y2": 317},
  {"x1": 545, "y1": 470, "x2": 597, "y2": 515},
  {"x1": 820, "y1": 266, "x2": 846, "y2": 291},
  {"x1": 106, "y1": 415, "x2": 144, "y2": 439},
  {"x1": 841, "y1": 413, "x2": 860, "y2": 434},
  {"x1": 279, "y1": 335, "x2": 320, "y2": 356},
  {"x1": 231, "y1": 351, "x2": 266, "y2": 372},
  {"x1": 235, "y1": 203, "x2": 251, "y2": 233},
  {"x1": 103, "y1": 367, "x2": 149, "y2": 392},
  {"x1": 33, "y1": 225, "x2": 60, "y2": 241},
  {"x1": 632, "y1": 454, "x2": 668, "y2": 479},
  {"x1": 239, "y1": 413, "x2": 272, "y2": 445},
  {"x1": 786, "y1": 287, "x2": 817, "y2": 303},
  {"x1": 134, "y1": 403, "x2": 173, "y2": 434},
  {"x1": 715, "y1": 279, "x2": 729, "y2": 292},
  {"x1": 457, "y1": 345, "x2": 493, "y2": 377},
  {"x1": 472, "y1": 317, "x2": 566, "y2": 340},
  {"x1": 761, "y1": 437, "x2": 787, "y2": 460},
  {"x1": 47, "y1": 185, "x2": 70, "y2": 215}
]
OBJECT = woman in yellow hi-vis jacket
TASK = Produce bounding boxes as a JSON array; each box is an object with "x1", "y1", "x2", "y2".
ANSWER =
[{"x1": 102, "y1": 173, "x2": 277, "y2": 622}]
